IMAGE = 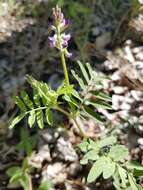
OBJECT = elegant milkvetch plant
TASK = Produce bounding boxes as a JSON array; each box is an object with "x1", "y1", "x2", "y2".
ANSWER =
[
  {"x1": 9, "y1": 6, "x2": 143, "y2": 190},
  {"x1": 10, "y1": 5, "x2": 112, "y2": 138}
]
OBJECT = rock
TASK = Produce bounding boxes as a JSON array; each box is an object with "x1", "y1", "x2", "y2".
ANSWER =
[
  {"x1": 92, "y1": 27, "x2": 100, "y2": 36},
  {"x1": 112, "y1": 95, "x2": 124, "y2": 110},
  {"x1": 68, "y1": 162, "x2": 82, "y2": 177},
  {"x1": 124, "y1": 41, "x2": 135, "y2": 63},
  {"x1": 55, "y1": 137, "x2": 78, "y2": 162},
  {"x1": 40, "y1": 128, "x2": 59, "y2": 144},
  {"x1": 120, "y1": 102, "x2": 131, "y2": 110},
  {"x1": 95, "y1": 32, "x2": 111, "y2": 53},
  {"x1": 111, "y1": 71, "x2": 121, "y2": 81},
  {"x1": 65, "y1": 182, "x2": 79, "y2": 190},
  {"x1": 138, "y1": 1, "x2": 143, "y2": 5},
  {"x1": 28, "y1": 145, "x2": 51, "y2": 168},
  {"x1": 138, "y1": 138, "x2": 143, "y2": 149},
  {"x1": 135, "y1": 125, "x2": 143, "y2": 135},
  {"x1": 131, "y1": 90, "x2": 143, "y2": 101},
  {"x1": 42, "y1": 162, "x2": 67, "y2": 184},
  {"x1": 113, "y1": 86, "x2": 128, "y2": 94},
  {"x1": 132, "y1": 47, "x2": 143, "y2": 54},
  {"x1": 135, "y1": 52, "x2": 143, "y2": 60}
]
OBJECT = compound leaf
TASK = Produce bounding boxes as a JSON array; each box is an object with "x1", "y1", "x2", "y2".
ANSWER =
[
  {"x1": 36, "y1": 110, "x2": 44, "y2": 129},
  {"x1": 78, "y1": 140, "x2": 89, "y2": 153},
  {"x1": 128, "y1": 174, "x2": 138, "y2": 190},
  {"x1": 118, "y1": 165, "x2": 127, "y2": 188},
  {"x1": 103, "y1": 158, "x2": 115, "y2": 179},
  {"x1": 45, "y1": 109, "x2": 53, "y2": 125},
  {"x1": 87, "y1": 157, "x2": 105, "y2": 183},
  {"x1": 83, "y1": 106, "x2": 104, "y2": 124},
  {"x1": 98, "y1": 136, "x2": 117, "y2": 148},
  {"x1": 28, "y1": 110, "x2": 36, "y2": 128},
  {"x1": 7, "y1": 166, "x2": 22, "y2": 183},
  {"x1": 90, "y1": 91, "x2": 112, "y2": 102},
  {"x1": 9, "y1": 113, "x2": 26, "y2": 129},
  {"x1": 14, "y1": 96, "x2": 27, "y2": 112},
  {"x1": 109, "y1": 145, "x2": 128, "y2": 162},
  {"x1": 71, "y1": 70, "x2": 85, "y2": 90},
  {"x1": 85, "y1": 99, "x2": 112, "y2": 110},
  {"x1": 77, "y1": 60, "x2": 90, "y2": 84},
  {"x1": 21, "y1": 90, "x2": 34, "y2": 109}
]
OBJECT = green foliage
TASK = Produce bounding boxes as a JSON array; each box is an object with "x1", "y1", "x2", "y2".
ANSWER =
[
  {"x1": 70, "y1": 61, "x2": 111, "y2": 123},
  {"x1": 10, "y1": 61, "x2": 110, "y2": 130},
  {"x1": 16, "y1": 128, "x2": 37, "y2": 156},
  {"x1": 38, "y1": 180, "x2": 53, "y2": 190},
  {"x1": 7, "y1": 159, "x2": 32, "y2": 190},
  {"x1": 78, "y1": 136, "x2": 143, "y2": 190},
  {"x1": 10, "y1": 75, "x2": 74, "y2": 129},
  {"x1": 7, "y1": 156, "x2": 53, "y2": 190},
  {"x1": 7, "y1": 128, "x2": 37, "y2": 190}
]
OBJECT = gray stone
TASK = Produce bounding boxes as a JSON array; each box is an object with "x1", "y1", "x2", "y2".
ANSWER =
[{"x1": 55, "y1": 137, "x2": 78, "y2": 162}]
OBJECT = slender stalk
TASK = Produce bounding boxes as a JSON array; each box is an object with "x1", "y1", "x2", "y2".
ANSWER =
[
  {"x1": 25, "y1": 106, "x2": 47, "y2": 114},
  {"x1": 54, "y1": 106, "x2": 71, "y2": 117},
  {"x1": 25, "y1": 105, "x2": 86, "y2": 137},
  {"x1": 73, "y1": 117, "x2": 87, "y2": 138},
  {"x1": 55, "y1": 106, "x2": 87, "y2": 138},
  {"x1": 57, "y1": 27, "x2": 70, "y2": 86},
  {"x1": 60, "y1": 50, "x2": 70, "y2": 86}
]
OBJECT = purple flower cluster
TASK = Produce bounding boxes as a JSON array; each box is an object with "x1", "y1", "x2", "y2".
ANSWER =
[{"x1": 48, "y1": 6, "x2": 72, "y2": 58}]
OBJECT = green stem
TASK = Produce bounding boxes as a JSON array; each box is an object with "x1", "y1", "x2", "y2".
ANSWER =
[
  {"x1": 26, "y1": 105, "x2": 86, "y2": 138},
  {"x1": 54, "y1": 106, "x2": 71, "y2": 118},
  {"x1": 26, "y1": 106, "x2": 47, "y2": 114},
  {"x1": 55, "y1": 106, "x2": 87, "y2": 138},
  {"x1": 60, "y1": 50, "x2": 70, "y2": 86},
  {"x1": 57, "y1": 27, "x2": 70, "y2": 86},
  {"x1": 73, "y1": 117, "x2": 87, "y2": 138}
]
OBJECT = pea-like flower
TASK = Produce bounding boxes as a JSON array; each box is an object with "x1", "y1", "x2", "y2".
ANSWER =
[
  {"x1": 60, "y1": 19, "x2": 70, "y2": 31},
  {"x1": 49, "y1": 6, "x2": 72, "y2": 58},
  {"x1": 61, "y1": 33, "x2": 71, "y2": 47},
  {"x1": 49, "y1": 34, "x2": 57, "y2": 48},
  {"x1": 49, "y1": 33, "x2": 71, "y2": 48},
  {"x1": 50, "y1": 19, "x2": 70, "y2": 31},
  {"x1": 49, "y1": 33, "x2": 72, "y2": 57}
]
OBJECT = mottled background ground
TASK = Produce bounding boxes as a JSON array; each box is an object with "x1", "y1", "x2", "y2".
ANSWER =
[{"x1": 0, "y1": 0, "x2": 143, "y2": 189}]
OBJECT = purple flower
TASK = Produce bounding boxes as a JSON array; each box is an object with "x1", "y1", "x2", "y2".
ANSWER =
[
  {"x1": 48, "y1": 34, "x2": 57, "y2": 48},
  {"x1": 65, "y1": 49, "x2": 72, "y2": 58},
  {"x1": 60, "y1": 19, "x2": 70, "y2": 30},
  {"x1": 49, "y1": 33, "x2": 71, "y2": 49},
  {"x1": 49, "y1": 24, "x2": 56, "y2": 31},
  {"x1": 61, "y1": 33, "x2": 71, "y2": 47},
  {"x1": 49, "y1": 6, "x2": 72, "y2": 59}
]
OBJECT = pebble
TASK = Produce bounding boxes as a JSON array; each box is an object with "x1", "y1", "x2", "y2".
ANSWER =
[
  {"x1": 40, "y1": 128, "x2": 59, "y2": 144},
  {"x1": 95, "y1": 32, "x2": 111, "y2": 53},
  {"x1": 131, "y1": 90, "x2": 143, "y2": 101},
  {"x1": 138, "y1": 138, "x2": 143, "y2": 149},
  {"x1": 68, "y1": 162, "x2": 82, "y2": 177},
  {"x1": 28, "y1": 145, "x2": 51, "y2": 168},
  {"x1": 124, "y1": 45, "x2": 135, "y2": 63},
  {"x1": 113, "y1": 86, "x2": 128, "y2": 94},
  {"x1": 55, "y1": 137, "x2": 78, "y2": 162},
  {"x1": 135, "y1": 125, "x2": 143, "y2": 135},
  {"x1": 42, "y1": 162, "x2": 67, "y2": 184}
]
